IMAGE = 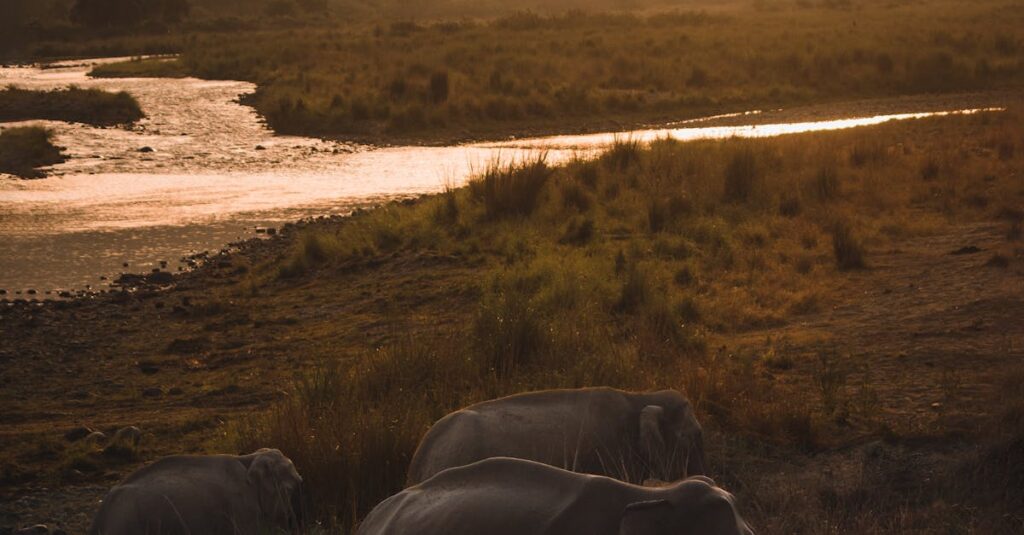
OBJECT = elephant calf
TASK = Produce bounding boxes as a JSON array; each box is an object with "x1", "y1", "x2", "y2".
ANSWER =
[
  {"x1": 359, "y1": 457, "x2": 752, "y2": 535},
  {"x1": 407, "y1": 387, "x2": 705, "y2": 485},
  {"x1": 89, "y1": 448, "x2": 303, "y2": 535}
]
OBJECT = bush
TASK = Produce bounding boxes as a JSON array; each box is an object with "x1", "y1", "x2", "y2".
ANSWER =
[{"x1": 470, "y1": 157, "x2": 552, "y2": 219}]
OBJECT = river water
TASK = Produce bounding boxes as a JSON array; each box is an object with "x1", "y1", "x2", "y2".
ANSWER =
[{"x1": 0, "y1": 58, "x2": 1003, "y2": 294}]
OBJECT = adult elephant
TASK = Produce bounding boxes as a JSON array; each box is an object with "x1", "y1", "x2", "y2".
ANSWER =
[
  {"x1": 359, "y1": 457, "x2": 751, "y2": 535},
  {"x1": 406, "y1": 387, "x2": 705, "y2": 485},
  {"x1": 88, "y1": 448, "x2": 303, "y2": 535}
]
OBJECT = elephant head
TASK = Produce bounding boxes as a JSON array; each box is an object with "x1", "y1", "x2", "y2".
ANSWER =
[
  {"x1": 619, "y1": 478, "x2": 753, "y2": 535},
  {"x1": 639, "y1": 392, "x2": 706, "y2": 480},
  {"x1": 244, "y1": 449, "x2": 304, "y2": 532}
]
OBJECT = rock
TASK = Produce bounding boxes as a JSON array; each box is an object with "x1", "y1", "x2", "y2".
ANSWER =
[
  {"x1": 266, "y1": 227, "x2": 278, "y2": 236},
  {"x1": 142, "y1": 387, "x2": 163, "y2": 398},
  {"x1": 138, "y1": 146, "x2": 154, "y2": 153},
  {"x1": 138, "y1": 363, "x2": 159, "y2": 375},
  {"x1": 64, "y1": 426, "x2": 94, "y2": 442},
  {"x1": 14, "y1": 525, "x2": 50, "y2": 535},
  {"x1": 26, "y1": 289, "x2": 36, "y2": 295},
  {"x1": 255, "y1": 145, "x2": 266, "y2": 150},
  {"x1": 159, "y1": 260, "x2": 168, "y2": 268},
  {"x1": 58, "y1": 291, "x2": 72, "y2": 298},
  {"x1": 122, "y1": 262, "x2": 129, "y2": 267}
]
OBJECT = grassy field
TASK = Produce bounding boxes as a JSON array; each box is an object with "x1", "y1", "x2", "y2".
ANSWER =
[
  {"x1": 0, "y1": 126, "x2": 66, "y2": 177},
  {"x1": 0, "y1": 86, "x2": 144, "y2": 127},
  {"x1": 153, "y1": 0, "x2": 1024, "y2": 141},
  {"x1": 2, "y1": 107, "x2": 1021, "y2": 532},
  {"x1": 227, "y1": 107, "x2": 1024, "y2": 531}
]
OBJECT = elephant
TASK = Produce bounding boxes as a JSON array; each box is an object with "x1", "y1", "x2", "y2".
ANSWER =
[
  {"x1": 358, "y1": 457, "x2": 752, "y2": 535},
  {"x1": 88, "y1": 448, "x2": 303, "y2": 535},
  {"x1": 406, "y1": 387, "x2": 705, "y2": 485}
]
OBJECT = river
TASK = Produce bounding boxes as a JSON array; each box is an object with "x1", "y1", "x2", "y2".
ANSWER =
[{"x1": 0, "y1": 58, "x2": 1005, "y2": 294}]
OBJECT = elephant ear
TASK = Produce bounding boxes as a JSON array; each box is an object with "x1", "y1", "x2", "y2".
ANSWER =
[
  {"x1": 640, "y1": 405, "x2": 666, "y2": 452},
  {"x1": 619, "y1": 499, "x2": 673, "y2": 535}
]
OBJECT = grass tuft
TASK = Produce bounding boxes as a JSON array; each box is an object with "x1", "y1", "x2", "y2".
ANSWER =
[{"x1": 470, "y1": 156, "x2": 552, "y2": 219}]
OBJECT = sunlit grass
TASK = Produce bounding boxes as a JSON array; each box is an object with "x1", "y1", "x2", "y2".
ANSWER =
[{"x1": 235, "y1": 108, "x2": 1023, "y2": 530}]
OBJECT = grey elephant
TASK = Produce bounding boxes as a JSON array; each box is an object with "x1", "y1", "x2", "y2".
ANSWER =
[
  {"x1": 359, "y1": 457, "x2": 752, "y2": 535},
  {"x1": 406, "y1": 387, "x2": 705, "y2": 485},
  {"x1": 88, "y1": 448, "x2": 303, "y2": 535}
]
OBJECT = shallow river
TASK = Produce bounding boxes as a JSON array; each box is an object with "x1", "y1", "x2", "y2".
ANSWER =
[{"x1": 0, "y1": 58, "x2": 1003, "y2": 293}]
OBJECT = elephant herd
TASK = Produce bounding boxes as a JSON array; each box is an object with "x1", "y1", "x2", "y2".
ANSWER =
[{"x1": 88, "y1": 387, "x2": 754, "y2": 535}]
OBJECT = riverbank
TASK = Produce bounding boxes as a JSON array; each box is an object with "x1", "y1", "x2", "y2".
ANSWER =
[
  {"x1": 0, "y1": 126, "x2": 65, "y2": 178},
  {"x1": 0, "y1": 86, "x2": 143, "y2": 127},
  {"x1": 1, "y1": 107, "x2": 1022, "y2": 532}
]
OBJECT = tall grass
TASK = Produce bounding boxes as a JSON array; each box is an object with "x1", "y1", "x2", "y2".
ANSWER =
[
  {"x1": 469, "y1": 155, "x2": 552, "y2": 219},
  {"x1": 230, "y1": 109, "x2": 1021, "y2": 530}
]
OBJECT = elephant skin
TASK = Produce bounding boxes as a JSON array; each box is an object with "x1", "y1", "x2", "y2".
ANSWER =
[
  {"x1": 358, "y1": 457, "x2": 752, "y2": 535},
  {"x1": 88, "y1": 448, "x2": 302, "y2": 535},
  {"x1": 407, "y1": 387, "x2": 705, "y2": 485}
]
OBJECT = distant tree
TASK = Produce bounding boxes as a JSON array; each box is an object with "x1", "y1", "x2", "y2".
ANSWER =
[{"x1": 70, "y1": 0, "x2": 145, "y2": 28}]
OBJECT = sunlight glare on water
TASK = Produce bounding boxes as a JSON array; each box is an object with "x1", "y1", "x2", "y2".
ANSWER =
[{"x1": 0, "y1": 59, "x2": 1002, "y2": 292}]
